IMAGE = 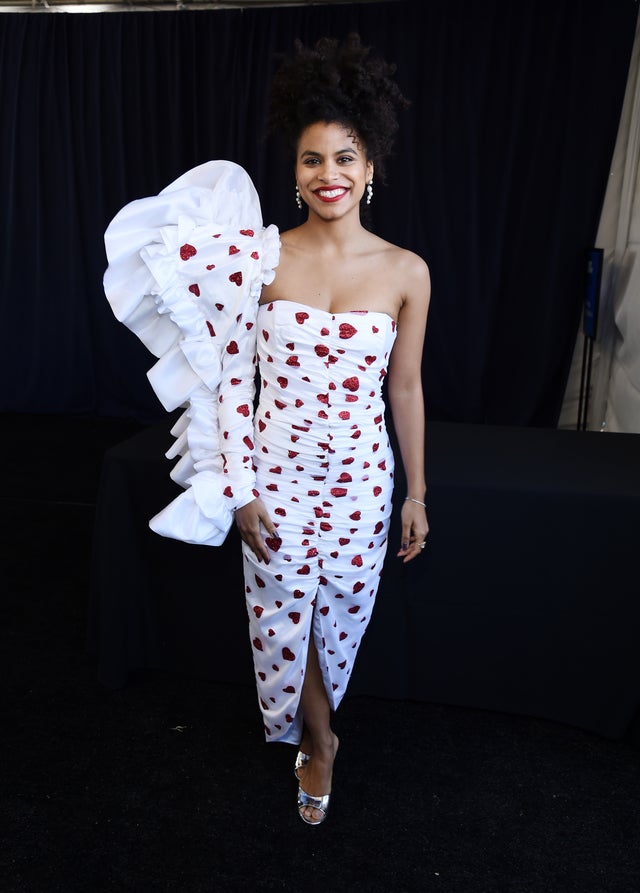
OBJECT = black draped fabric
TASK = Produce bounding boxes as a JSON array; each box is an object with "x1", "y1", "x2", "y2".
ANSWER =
[{"x1": 0, "y1": 0, "x2": 636, "y2": 425}]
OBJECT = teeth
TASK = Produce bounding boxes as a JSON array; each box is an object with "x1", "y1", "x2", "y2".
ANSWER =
[{"x1": 317, "y1": 188, "x2": 345, "y2": 198}]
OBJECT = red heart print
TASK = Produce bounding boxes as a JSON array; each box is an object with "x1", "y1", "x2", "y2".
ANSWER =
[
  {"x1": 189, "y1": 284, "x2": 200, "y2": 297},
  {"x1": 206, "y1": 263, "x2": 216, "y2": 271},
  {"x1": 343, "y1": 376, "x2": 359, "y2": 391},
  {"x1": 226, "y1": 341, "x2": 239, "y2": 354},
  {"x1": 365, "y1": 355, "x2": 376, "y2": 365},
  {"x1": 295, "y1": 312, "x2": 309, "y2": 324},
  {"x1": 229, "y1": 272, "x2": 243, "y2": 286},
  {"x1": 206, "y1": 321, "x2": 215, "y2": 337},
  {"x1": 339, "y1": 323, "x2": 357, "y2": 339},
  {"x1": 253, "y1": 606, "x2": 264, "y2": 618},
  {"x1": 236, "y1": 404, "x2": 250, "y2": 417},
  {"x1": 229, "y1": 245, "x2": 240, "y2": 255},
  {"x1": 288, "y1": 612, "x2": 300, "y2": 624},
  {"x1": 253, "y1": 637, "x2": 263, "y2": 651},
  {"x1": 223, "y1": 485, "x2": 233, "y2": 498},
  {"x1": 239, "y1": 229, "x2": 254, "y2": 236},
  {"x1": 282, "y1": 647, "x2": 296, "y2": 661},
  {"x1": 180, "y1": 243, "x2": 197, "y2": 260}
]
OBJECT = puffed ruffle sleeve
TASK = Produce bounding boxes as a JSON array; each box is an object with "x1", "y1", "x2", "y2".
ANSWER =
[{"x1": 103, "y1": 160, "x2": 280, "y2": 546}]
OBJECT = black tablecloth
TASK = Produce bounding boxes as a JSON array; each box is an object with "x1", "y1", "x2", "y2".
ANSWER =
[{"x1": 88, "y1": 417, "x2": 640, "y2": 739}]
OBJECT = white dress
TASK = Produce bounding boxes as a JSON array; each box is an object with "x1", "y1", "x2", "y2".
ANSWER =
[
  {"x1": 244, "y1": 300, "x2": 396, "y2": 743},
  {"x1": 103, "y1": 161, "x2": 397, "y2": 745}
]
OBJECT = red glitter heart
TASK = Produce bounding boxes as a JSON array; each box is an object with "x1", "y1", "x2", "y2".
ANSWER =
[
  {"x1": 180, "y1": 243, "x2": 197, "y2": 260},
  {"x1": 339, "y1": 323, "x2": 357, "y2": 339},
  {"x1": 229, "y1": 272, "x2": 243, "y2": 286}
]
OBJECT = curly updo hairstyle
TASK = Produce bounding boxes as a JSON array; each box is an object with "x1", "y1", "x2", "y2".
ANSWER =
[{"x1": 266, "y1": 33, "x2": 410, "y2": 185}]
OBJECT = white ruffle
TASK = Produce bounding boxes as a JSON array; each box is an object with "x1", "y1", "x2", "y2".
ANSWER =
[{"x1": 103, "y1": 160, "x2": 280, "y2": 546}]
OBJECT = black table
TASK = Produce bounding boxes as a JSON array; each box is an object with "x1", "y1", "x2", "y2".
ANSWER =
[{"x1": 88, "y1": 417, "x2": 640, "y2": 740}]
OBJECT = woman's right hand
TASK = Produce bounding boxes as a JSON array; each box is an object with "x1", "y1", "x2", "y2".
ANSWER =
[{"x1": 234, "y1": 497, "x2": 279, "y2": 563}]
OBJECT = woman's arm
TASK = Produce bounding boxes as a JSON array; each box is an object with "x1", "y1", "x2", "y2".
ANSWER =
[{"x1": 387, "y1": 253, "x2": 431, "y2": 563}]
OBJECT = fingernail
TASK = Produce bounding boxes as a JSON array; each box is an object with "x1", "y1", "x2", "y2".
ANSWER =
[{"x1": 401, "y1": 542, "x2": 408, "y2": 550}]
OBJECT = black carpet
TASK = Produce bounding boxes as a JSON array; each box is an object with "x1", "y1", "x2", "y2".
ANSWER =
[{"x1": 3, "y1": 414, "x2": 640, "y2": 893}]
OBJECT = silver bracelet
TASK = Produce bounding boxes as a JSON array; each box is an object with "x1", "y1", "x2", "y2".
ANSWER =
[{"x1": 404, "y1": 497, "x2": 426, "y2": 507}]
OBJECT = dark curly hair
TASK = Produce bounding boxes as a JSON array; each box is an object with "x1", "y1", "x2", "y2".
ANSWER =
[{"x1": 266, "y1": 33, "x2": 410, "y2": 184}]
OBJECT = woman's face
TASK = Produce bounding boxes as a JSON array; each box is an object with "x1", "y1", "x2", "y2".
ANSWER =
[{"x1": 295, "y1": 121, "x2": 373, "y2": 218}]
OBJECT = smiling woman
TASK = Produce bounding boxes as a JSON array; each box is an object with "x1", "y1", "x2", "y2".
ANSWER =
[{"x1": 102, "y1": 27, "x2": 427, "y2": 828}]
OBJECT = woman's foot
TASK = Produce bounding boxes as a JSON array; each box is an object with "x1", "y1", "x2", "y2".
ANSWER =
[{"x1": 297, "y1": 732, "x2": 339, "y2": 824}]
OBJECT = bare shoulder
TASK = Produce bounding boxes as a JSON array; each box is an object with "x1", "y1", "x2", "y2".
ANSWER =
[{"x1": 379, "y1": 241, "x2": 431, "y2": 310}]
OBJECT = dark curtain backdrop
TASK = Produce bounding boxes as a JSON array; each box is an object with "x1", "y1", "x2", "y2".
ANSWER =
[{"x1": 0, "y1": 0, "x2": 636, "y2": 425}]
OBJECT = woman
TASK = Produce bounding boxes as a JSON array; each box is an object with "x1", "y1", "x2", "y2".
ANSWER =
[
  {"x1": 234, "y1": 34, "x2": 431, "y2": 825},
  {"x1": 104, "y1": 32, "x2": 429, "y2": 828}
]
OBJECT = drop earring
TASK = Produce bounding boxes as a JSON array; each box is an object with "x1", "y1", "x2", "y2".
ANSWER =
[
  {"x1": 366, "y1": 178, "x2": 373, "y2": 205},
  {"x1": 295, "y1": 185, "x2": 302, "y2": 209}
]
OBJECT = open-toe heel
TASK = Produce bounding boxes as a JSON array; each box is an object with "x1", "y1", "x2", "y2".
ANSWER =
[{"x1": 297, "y1": 786, "x2": 330, "y2": 825}]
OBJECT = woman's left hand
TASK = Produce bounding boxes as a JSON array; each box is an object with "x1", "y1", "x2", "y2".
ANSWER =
[{"x1": 397, "y1": 499, "x2": 429, "y2": 563}]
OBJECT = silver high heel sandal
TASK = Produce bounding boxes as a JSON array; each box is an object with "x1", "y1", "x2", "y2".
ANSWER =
[
  {"x1": 294, "y1": 750, "x2": 310, "y2": 781},
  {"x1": 297, "y1": 786, "x2": 330, "y2": 825}
]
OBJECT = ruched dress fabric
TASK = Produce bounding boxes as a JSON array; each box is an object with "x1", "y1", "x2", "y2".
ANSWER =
[{"x1": 245, "y1": 300, "x2": 397, "y2": 744}]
